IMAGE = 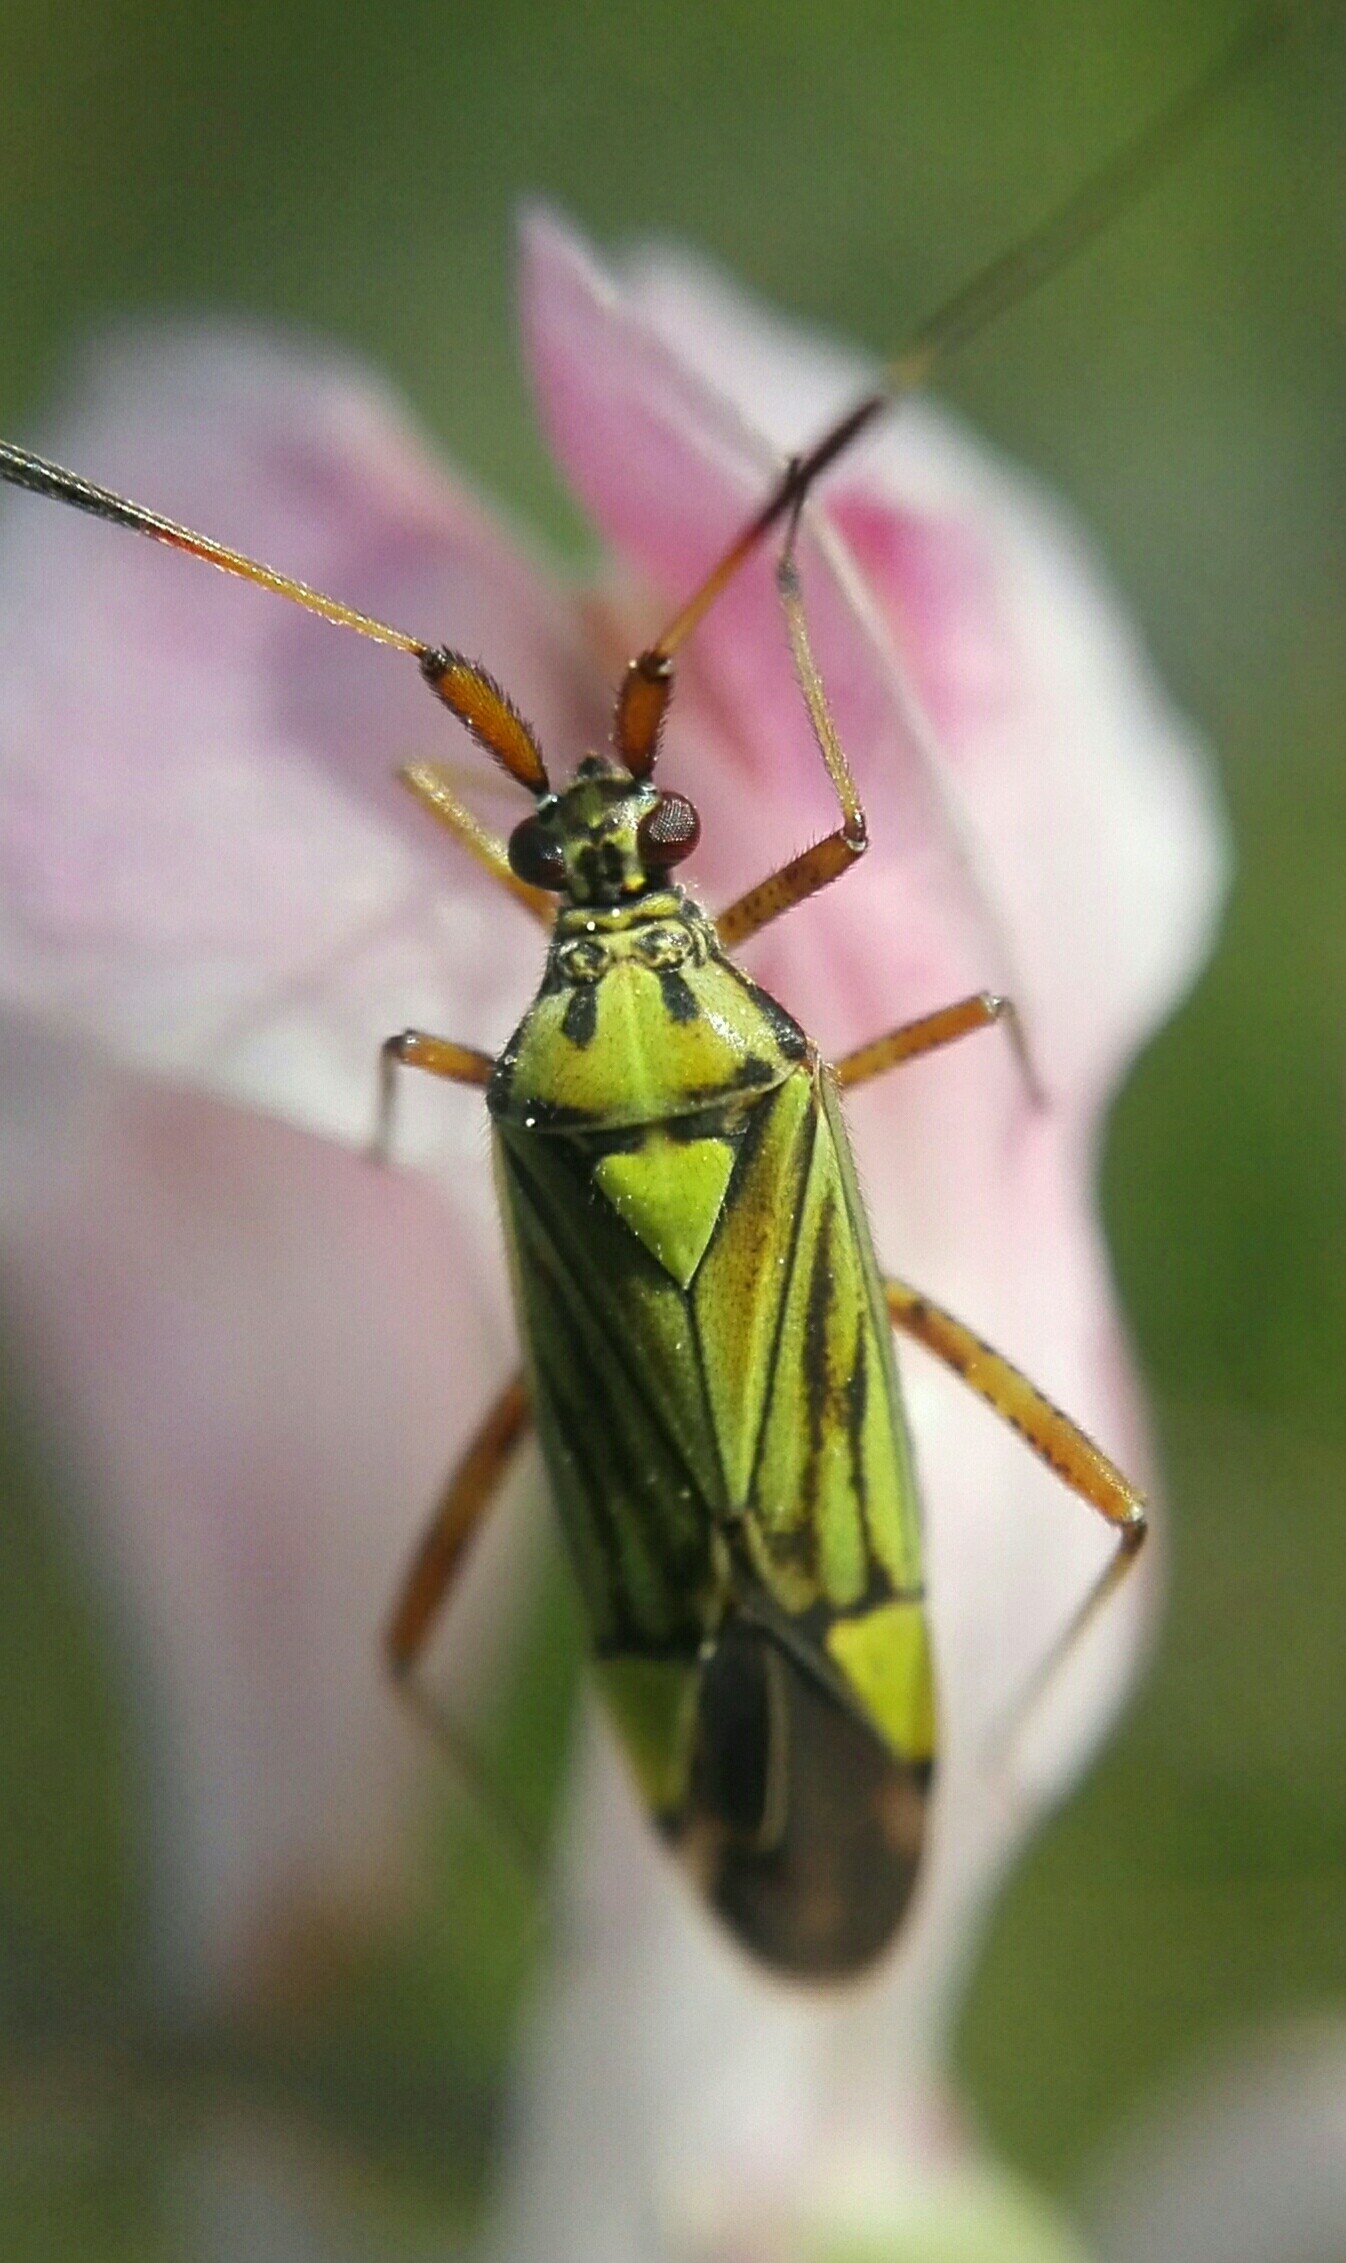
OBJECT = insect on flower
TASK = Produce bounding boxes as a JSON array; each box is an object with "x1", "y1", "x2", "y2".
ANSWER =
[{"x1": 0, "y1": 6, "x2": 1306, "y2": 1978}]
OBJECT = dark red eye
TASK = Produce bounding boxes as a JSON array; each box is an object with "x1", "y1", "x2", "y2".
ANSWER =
[
  {"x1": 508, "y1": 816, "x2": 567, "y2": 890},
  {"x1": 637, "y1": 792, "x2": 701, "y2": 869}
]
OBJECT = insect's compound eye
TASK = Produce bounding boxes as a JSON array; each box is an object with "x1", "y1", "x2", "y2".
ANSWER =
[
  {"x1": 508, "y1": 815, "x2": 567, "y2": 890},
  {"x1": 636, "y1": 792, "x2": 701, "y2": 870},
  {"x1": 556, "y1": 937, "x2": 609, "y2": 983},
  {"x1": 633, "y1": 924, "x2": 690, "y2": 970}
]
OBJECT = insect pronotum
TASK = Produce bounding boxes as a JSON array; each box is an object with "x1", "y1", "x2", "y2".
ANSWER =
[{"x1": 0, "y1": 5, "x2": 1309, "y2": 1977}]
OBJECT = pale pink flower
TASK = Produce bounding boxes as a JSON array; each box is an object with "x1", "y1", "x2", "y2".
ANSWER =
[
  {"x1": 0, "y1": 213, "x2": 1224, "y2": 2253},
  {"x1": 0, "y1": 326, "x2": 597, "y2": 1998}
]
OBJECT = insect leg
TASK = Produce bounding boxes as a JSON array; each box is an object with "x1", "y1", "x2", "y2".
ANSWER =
[
  {"x1": 885, "y1": 1274, "x2": 1144, "y2": 1536},
  {"x1": 884, "y1": 1274, "x2": 1146, "y2": 1714},
  {"x1": 834, "y1": 991, "x2": 1043, "y2": 1105},
  {"x1": 372, "y1": 1029, "x2": 494, "y2": 1166},
  {"x1": 399, "y1": 761, "x2": 554, "y2": 924},
  {"x1": 385, "y1": 1373, "x2": 542, "y2": 1879},
  {"x1": 715, "y1": 507, "x2": 868, "y2": 950},
  {"x1": 386, "y1": 1372, "x2": 532, "y2": 1678}
]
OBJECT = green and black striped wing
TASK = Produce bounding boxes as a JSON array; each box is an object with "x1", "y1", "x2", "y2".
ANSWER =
[{"x1": 494, "y1": 1059, "x2": 936, "y2": 1974}]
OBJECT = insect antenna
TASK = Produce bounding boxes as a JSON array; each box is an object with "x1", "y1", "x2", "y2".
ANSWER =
[
  {"x1": 0, "y1": 438, "x2": 429, "y2": 652},
  {"x1": 0, "y1": 439, "x2": 553, "y2": 794},
  {"x1": 615, "y1": 0, "x2": 1319, "y2": 744}
]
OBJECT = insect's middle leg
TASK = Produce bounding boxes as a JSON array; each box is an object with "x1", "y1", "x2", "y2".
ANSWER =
[
  {"x1": 715, "y1": 501, "x2": 869, "y2": 951},
  {"x1": 834, "y1": 991, "x2": 1044, "y2": 1106},
  {"x1": 884, "y1": 1274, "x2": 1146, "y2": 1714}
]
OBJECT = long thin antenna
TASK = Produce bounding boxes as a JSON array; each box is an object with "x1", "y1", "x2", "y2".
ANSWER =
[
  {"x1": 0, "y1": 439, "x2": 558, "y2": 791},
  {"x1": 888, "y1": 1, "x2": 1298, "y2": 390},
  {"x1": 647, "y1": 1, "x2": 1310, "y2": 665},
  {"x1": 0, "y1": 438, "x2": 428, "y2": 655}
]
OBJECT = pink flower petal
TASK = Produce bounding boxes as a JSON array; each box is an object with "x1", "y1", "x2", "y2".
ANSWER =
[
  {"x1": 521, "y1": 211, "x2": 1004, "y2": 1046},
  {"x1": 520, "y1": 216, "x2": 1230, "y2": 1108},
  {"x1": 0, "y1": 1008, "x2": 530, "y2": 2000},
  {"x1": 0, "y1": 211, "x2": 1227, "y2": 2253},
  {"x1": 0, "y1": 340, "x2": 603, "y2": 1995},
  {"x1": 0, "y1": 326, "x2": 601, "y2": 1149}
]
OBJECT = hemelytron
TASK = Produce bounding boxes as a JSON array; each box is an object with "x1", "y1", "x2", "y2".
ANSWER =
[{"x1": 0, "y1": 6, "x2": 1310, "y2": 1975}]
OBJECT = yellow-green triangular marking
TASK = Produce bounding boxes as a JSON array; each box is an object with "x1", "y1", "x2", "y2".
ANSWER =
[
  {"x1": 594, "y1": 1132, "x2": 735, "y2": 1287},
  {"x1": 827, "y1": 1600, "x2": 935, "y2": 1763}
]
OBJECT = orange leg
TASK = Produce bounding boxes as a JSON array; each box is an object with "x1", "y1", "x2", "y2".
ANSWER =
[
  {"x1": 372, "y1": 1028, "x2": 494, "y2": 1166},
  {"x1": 385, "y1": 1372, "x2": 532, "y2": 1678},
  {"x1": 385, "y1": 1374, "x2": 540, "y2": 1879},
  {"x1": 834, "y1": 990, "x2": 1043, "y2": 1104},
  {"x1": 399, "y1": 760, "x2": 554, "y2": 925},
  {"x1": 715, "y1": 515, "x2": 868, "y2": 951},
  {"x1": 885, "y1": 1275, "x2": 1147, "y2": 1714}
]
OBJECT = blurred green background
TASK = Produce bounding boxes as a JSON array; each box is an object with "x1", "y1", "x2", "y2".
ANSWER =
[{"x1": 0, "y1": 0, "x2": 1342, "y2": 2254}]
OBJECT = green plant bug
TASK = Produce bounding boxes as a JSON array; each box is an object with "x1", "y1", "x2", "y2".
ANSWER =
[{"x1": 0, "y1": 4, "x2": 1314, "y2": 1978}]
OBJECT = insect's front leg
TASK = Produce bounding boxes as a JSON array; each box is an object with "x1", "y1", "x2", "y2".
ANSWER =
[
  {"x1": 833, "y1": 991, "x2": 1044, "y2": 1106},
  {"x1": 371, "y1": 1030, "x2": 495, "y2": 1166},
  {"x1": 398, "y1": 759, "x2": 553, "y2": 925},
  {"x1": 714, "y1": 498, "x2": 868, "y2": 951},
  {"x1": 884, "y1": 1274, "x2": 1147, "y2": 1730}
]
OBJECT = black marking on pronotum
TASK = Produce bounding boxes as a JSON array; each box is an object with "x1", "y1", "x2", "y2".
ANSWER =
[
  {"x1": 561, "y1": 983, "x2": 600, "y2": 1048},
  {"x1": 488, "y1": 1079, "x2": 606, "y2": 1130},
  {"x1": 724, "y1": 964, "x2": 809, "y2": 1061},
  {"x1": 657, "y1": 969, "x2": 701, "y2": 1024}
]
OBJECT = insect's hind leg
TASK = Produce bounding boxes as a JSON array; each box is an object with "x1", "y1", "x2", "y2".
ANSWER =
[
  {"x1": 714, "y1": 496, "x2": 869, "y2": 952},
  {"x1": 883, "y1": 1274, "x2": 1146, "y2": 1733},
  {"x1": 386, "y1": 1372, "x2": 542, "y2": 1880},
  {"x1": 386, "y1": 1372, "x2": 532, "y2": 1676}
]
